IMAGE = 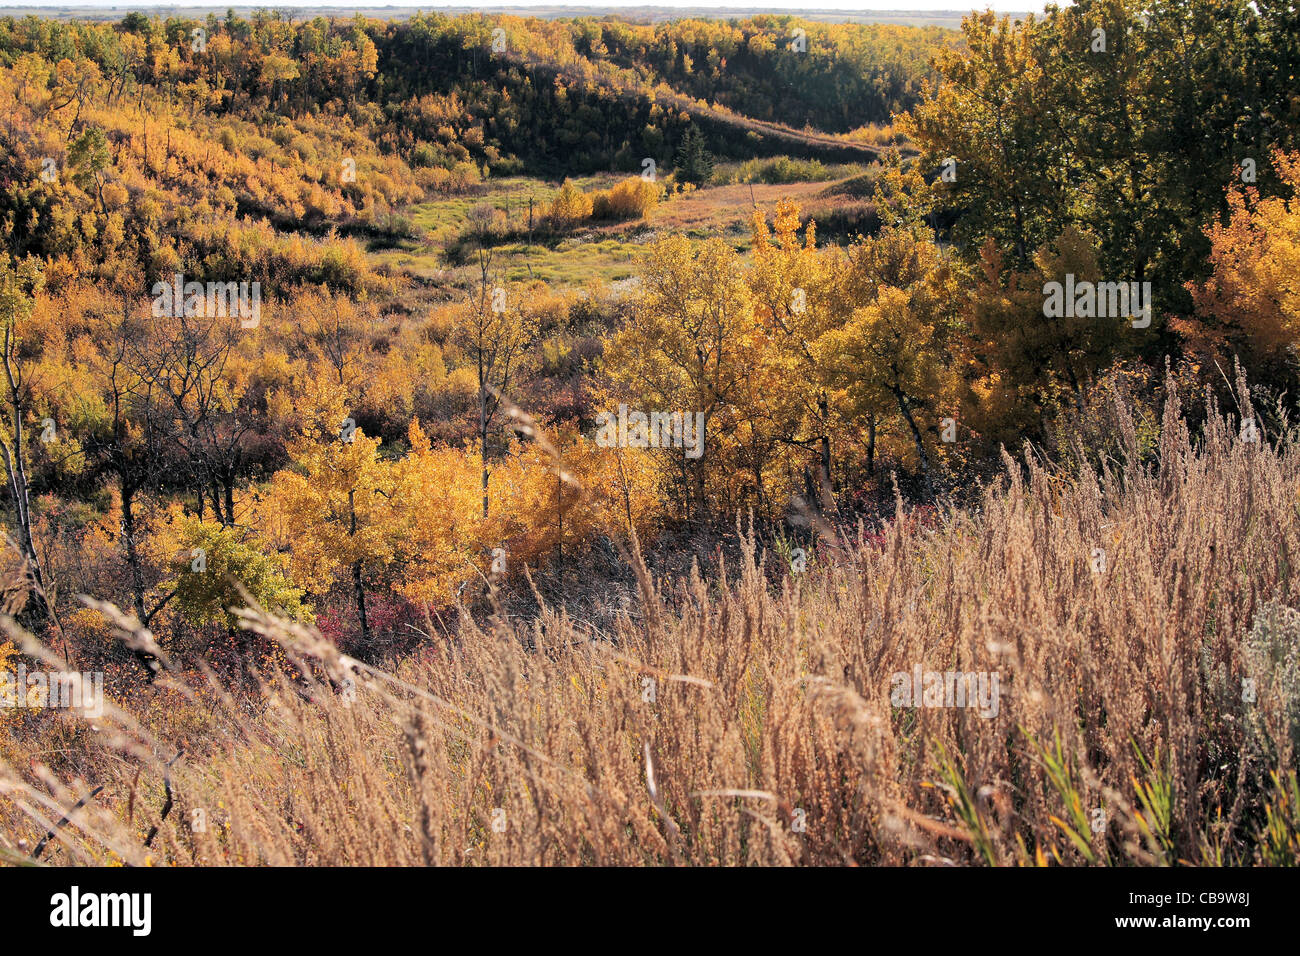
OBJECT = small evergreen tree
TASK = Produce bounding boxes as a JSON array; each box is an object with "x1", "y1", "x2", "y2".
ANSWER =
[{"x1": 673, "y1": 126, "x2": 714, "y2": 185}]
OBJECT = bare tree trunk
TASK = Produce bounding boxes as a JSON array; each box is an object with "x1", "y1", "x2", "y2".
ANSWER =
[
  {"x1": 0, "y1": 439, "x2": 48, "y2": 619},
  {"x1": 615, "y1": 448, "x2": 634, "y2": 538},
  {"x1": 817, "y1": 392, "x2": 834, "y2": 511},
  {"x1": 121, "y1": 482, "x2": 147, "y2": 623},
  {"x1": 119, "y1": 483, "x2": 160, "y2": 679},
  {"x1": 480, "y1": 386, "x2": 489, "y2": 519},
  {"x1": 694, "y1": 458, "x2": 708, "y2": 527},
  {"x1": 209, "y1": 479, "x2": 225, "y2": 525},
  {"x1": 353, "y1": 561, "x2": 369, "y2": 644},
  {"x1": 819, "y1": 434, "x2": 834, "y2": 511},
  {"x1": 866, "y1": 414, "x2": 876, "y2": 475},
  {"x1": 477, "y1": 253, "x2": 492, "y2": 520},
  {"x1": 349, "y1": 489, "x2": 369, "y2": 645},
  {"x1": 1, "y1": 328, "x2": 50, "y2": 620},
  {"x1": 223, "y1": 475, "x2": 235, "y2": 528},
  {"x1": 893, "y1": 387, "x2": 934, "y2": 498}
]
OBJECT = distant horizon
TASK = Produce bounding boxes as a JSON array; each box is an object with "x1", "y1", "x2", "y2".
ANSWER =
[{"x1": 0, "y1": 2, "x2": 1045, "y2": 12}]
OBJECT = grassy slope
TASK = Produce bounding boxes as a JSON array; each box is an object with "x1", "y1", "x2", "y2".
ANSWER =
[
  {"x1": 370, "y1": 174, "x2": 876, "y2": 287},
  {"x1": 4, "y1": 381, "x2": 1296, "y2": 865}
]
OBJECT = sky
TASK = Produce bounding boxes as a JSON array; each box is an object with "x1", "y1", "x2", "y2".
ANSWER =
[{"x1": 14, "y1": 2, "x2": 1046, "y2": 12}]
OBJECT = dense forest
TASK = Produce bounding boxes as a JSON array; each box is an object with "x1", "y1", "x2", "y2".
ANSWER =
[{"x1": 2, "y1": 0, "x2": 1300, "y2": 869}]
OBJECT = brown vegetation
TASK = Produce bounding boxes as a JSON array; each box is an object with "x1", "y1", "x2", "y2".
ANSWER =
[{"x1": 2, "y1": 376, "x2": 1296, "y2": 866}]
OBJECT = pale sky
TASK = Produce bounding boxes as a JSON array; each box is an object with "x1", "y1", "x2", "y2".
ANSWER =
[{"x1": 15, "y1": 2, "x2": 1046, "y2": 12}]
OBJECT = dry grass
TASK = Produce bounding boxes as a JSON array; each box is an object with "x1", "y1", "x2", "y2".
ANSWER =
[{"x1": 2, "y1": 374, "x2": 1298, "y2": 866}]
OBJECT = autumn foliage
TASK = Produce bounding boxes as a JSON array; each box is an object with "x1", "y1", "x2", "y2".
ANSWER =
[{"x1": 1, "y1": 2, "x2": 1299, "y2": 869}]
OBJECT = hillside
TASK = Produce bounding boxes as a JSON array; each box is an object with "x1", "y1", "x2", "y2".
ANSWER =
[
  {"x1": 1, "y1": 1, "x2": 1300, "y2": 880},
  {"x1": 0, "y1": 11, "x2": 931, "y2": 290}
]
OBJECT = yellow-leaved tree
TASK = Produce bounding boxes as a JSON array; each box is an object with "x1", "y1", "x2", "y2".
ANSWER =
[
  {"x1": 1184, "y1": 148, "x2": 1300, "y2": 384},
  {"x1": 264, "y1": 380, "x2": 397, "y2": 648},
  {"x1": 814, "y1": 219, "x2": 966, "y2": 497},
  {"x1": 604, "y1": 234, "x2": 755, "y2": 523},
  {"x1": 747, "y1": 199, "x2": 837, "y2": 513},
  {"x1": 387, "y1": 421, "x2": 487, "y2": 608}
]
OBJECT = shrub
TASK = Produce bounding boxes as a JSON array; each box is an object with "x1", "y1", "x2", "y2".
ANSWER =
[
  {"x1": 165, "y1": 518, "x2": 309, "y2": 629},
  {"x1": 591, "y1": 177, "x2": 661, "y2": 220},
  {"x1": 547, "y1": 179, "x2": 593, "y2": 225}
]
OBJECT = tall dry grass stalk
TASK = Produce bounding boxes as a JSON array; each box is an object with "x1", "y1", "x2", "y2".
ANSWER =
[{"x1": 1, "y1": 373, "x2": 1298, "y2": 866}]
